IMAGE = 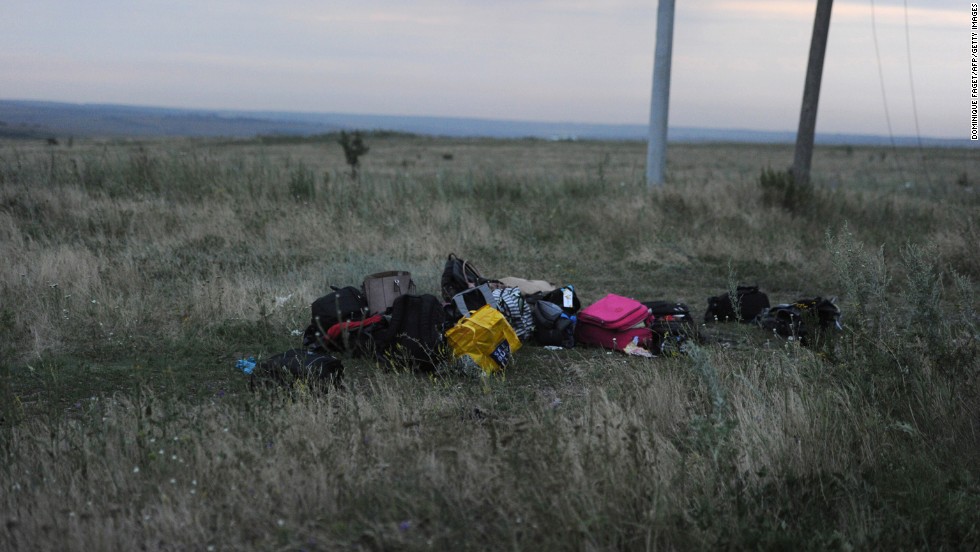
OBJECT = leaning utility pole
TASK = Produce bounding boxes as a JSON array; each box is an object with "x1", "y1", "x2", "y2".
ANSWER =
[
  {"x1": 646, "y1": 0, "x2": 676, "y2": 188},
  {"x1": 792, "y1": 0, "x2": 834, "y2": 185}
]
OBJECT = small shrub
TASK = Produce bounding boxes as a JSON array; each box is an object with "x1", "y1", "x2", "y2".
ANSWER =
[
  {"x1": 829, "y1": 224, "x2": 980, "y2": 386},
  {"x1": 759, "y1": 167, "x2": 812, "y2": 213},
  {"x1": 337, "y1": 130, "x2": 370, "y2": 179}
]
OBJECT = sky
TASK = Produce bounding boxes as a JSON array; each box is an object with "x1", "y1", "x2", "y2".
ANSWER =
[{"x1": 0, "y1": 0, "x2": 970, "y2": 139}]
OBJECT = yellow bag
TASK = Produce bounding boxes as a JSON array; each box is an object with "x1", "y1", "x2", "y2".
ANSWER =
[{"x1": 445, "y1": 305, "x2": 522, "y2": 375}]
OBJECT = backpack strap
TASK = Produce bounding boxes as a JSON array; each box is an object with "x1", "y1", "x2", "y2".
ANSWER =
[
  {"x1": 325, "y1": 314, "x2": 384, "y2": 342},
  {"x1": 453, "y1": 284, "x2": 497, "y2": 318}
]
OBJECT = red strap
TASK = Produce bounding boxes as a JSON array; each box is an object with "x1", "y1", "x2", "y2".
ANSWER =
[{"x1": 326, "y1": 314, "x2": 383, "y2": 341}]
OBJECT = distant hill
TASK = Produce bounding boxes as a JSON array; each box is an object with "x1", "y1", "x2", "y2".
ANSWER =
[
  {"x1": 0, "y1": 99, "x2": 970, "y2": 148},
  {"x1": 0, "y1": 100, "x2": 339, "y2": 139}
]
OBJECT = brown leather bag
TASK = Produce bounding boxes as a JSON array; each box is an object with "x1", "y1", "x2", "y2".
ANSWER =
[{"x1": 362, "y1": 271, "x2": 416, "y2": 315}]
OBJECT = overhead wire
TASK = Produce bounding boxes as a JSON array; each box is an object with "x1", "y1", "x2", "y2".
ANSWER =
[
  {"x1": 901, "y1": 0, "x2": 933, "y2": 186},
  {"x1": 869, "y1": 0, "x2": 908, "y2": 184}
]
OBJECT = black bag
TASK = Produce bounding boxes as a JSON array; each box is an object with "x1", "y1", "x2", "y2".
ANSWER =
[
  {"x1": 758, "y1": 297, "x2": 842, "y2": 345},
  {"x1": 527, "y1": 297, "x2": 577, "y2": 348},
  {"x1": 375, "y1": 294, "x2": 450, "y2": 372},
  {"x1": 523, "y1": 285, "x2": 579, "y2": 347},
  {"x1": 534, "y1": 285, "x2": 581, "y2": 316},
  {"x1": 440, "y1": 253, "x2": 496, "y2": 302},
  {"x1": 303, "y1": 286, "x2": 369, "y2": 352},
  {"x1": 643, "y1": 301, "x2": 697, "y2": 354},
  {"x1": 249, "y1": 348, "x2": 344, "y2": 392},
  {"x1": 704, "y1": 285, "x2": 770, "y2": 323}
]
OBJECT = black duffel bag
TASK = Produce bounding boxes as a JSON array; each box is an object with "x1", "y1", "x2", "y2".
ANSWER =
[
  {"x1": 248, "y1": 348, "x2": 344, "y2": 392},
  {"x1": 302, "y1": 286, "x2": 369, "y2": 352},
  {"x1": 704, "y1": 285, "x2": 770, "y2": 323}
]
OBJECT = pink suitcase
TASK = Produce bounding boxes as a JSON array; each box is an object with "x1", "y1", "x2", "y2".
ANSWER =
[{"x1": 574, "y1": 293, "x2": 653, "y2": 351}]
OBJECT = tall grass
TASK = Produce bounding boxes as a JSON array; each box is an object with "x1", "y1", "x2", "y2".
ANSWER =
[{"x1": 1, "y1": 136, "x2": 978, "y2": 549}]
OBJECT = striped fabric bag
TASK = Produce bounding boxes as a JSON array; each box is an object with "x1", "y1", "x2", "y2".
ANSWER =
[{"x1": 492, "y1": 287, "x2": 535, "y2": 342}]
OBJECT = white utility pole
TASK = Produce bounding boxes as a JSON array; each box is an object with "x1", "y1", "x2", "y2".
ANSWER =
[{"x1": 646, "y1": 0, "x2": 676, "y2": 188}]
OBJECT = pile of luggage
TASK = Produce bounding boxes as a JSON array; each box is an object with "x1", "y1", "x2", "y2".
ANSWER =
[{"x1": 240, "y1": 254, "x2": 842, "y2": 392}]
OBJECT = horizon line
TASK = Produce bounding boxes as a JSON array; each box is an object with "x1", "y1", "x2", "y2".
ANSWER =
[{"x1": 0, "y1": 97, "x2": 971, "y2": 145}]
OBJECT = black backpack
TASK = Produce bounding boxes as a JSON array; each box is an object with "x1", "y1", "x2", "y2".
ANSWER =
[
  {"x1": 303, "y1": 286, "x2": 369, "y2": 352},
  {"x1": 704, "y1": 285, "x2": 770, "y2": 323},
  {"x1": 526, "y1": 296, "x2": 577, "y2": 348},
  {"x1": 248, "y1": 348, "x2": 344, "y2": 392},
  {"x1": 375, "y1": 294, "x2": 450, "y2": 372},
  {"x1": 758, "y1": 297, "x2": 842, "y2": 346},
  {"x1": 643, "y1": 301, "x2": 697, "y2": 354},
  {"x1": 440, "y1": 253, "x2": 496, "y2": 302}
]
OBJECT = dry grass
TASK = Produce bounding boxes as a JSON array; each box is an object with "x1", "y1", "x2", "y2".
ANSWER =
[{"x1": 1, "y1": 134, "x2": 978, "y2": 549}]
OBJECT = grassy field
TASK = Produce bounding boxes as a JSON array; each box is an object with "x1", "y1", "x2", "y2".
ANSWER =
[{"x1": 0, "y1": 134, "x2": 978, "y2": 550}]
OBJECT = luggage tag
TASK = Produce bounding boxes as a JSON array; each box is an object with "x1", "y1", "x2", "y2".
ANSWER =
[{"x1": 562, "y1": 286, "x2": 574, "y2": 309}]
